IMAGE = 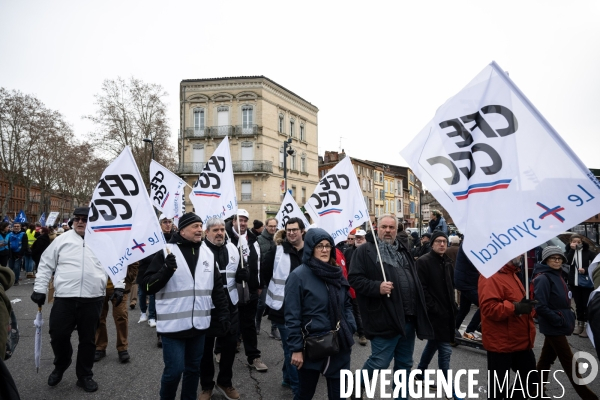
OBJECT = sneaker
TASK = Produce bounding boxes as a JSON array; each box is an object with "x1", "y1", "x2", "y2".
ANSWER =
[
  {"x1": 148, "y1": 319, "x2": 157, "y2": 328},
  {"x1": 157, "y1": 335, "x2": 162, "y2": 348},
  {"x1": 138, "y1": 312, "x2": 148, "y2": 323},
  {"x1": 250, "y1": 357, "x2": 268, "y2": 372},
  {"x1": 199, "y1": 388, "x2": 213, "y2": 400},
  {"x1": 358, "y1": 336, "x2": 367, "y2": 346},
  {"x1": 94, "y1": 350, "x2": 106, "y2": 362},
  {"x1": 216, "y1": 384, "x2": 240, "y2": 400},
  {"x1": 76, "y1": 377, "x2": 99, "y2": 392},
  {"x1": 48, "y1": 368, "x2": 65, "y2": 386},
  {"x1": 472, "y1": 331, "x2": 483, "y2": 341},
  {"x1": 118, "y1": 350, "x2": 130, "y2": 363},
  {"x1": 269, "y1": 327, "x2": 281, "y2": 340},
  {"x1": 215, "y1": 353, "x2": 221, "y2": 363}
]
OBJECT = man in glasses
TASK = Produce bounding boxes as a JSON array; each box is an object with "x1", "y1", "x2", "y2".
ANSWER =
[
  {"x1": 30, "y1": 207, "x2": 125, "y2": 392},
  {"x1": 261, "y1": 217, "x2": 306, "y2": 395}
]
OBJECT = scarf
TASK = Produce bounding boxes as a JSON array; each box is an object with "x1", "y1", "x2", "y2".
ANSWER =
[
  {"x1": 377, "y1": 238, "x2": 408, "y2": 269},
  {"x1": 573, "y1": 248, "x2": 583, "y2": 286},
  {"x1": 305, "y1": 257, "x2": 354, "y2": 351}
]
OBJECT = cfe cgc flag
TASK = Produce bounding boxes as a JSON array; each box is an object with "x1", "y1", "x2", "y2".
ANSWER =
[
  {"x1": 150, "y1": 160, "x2": 186, "y2": 223},
  {"x1": 275, "y1": 191, "x2": 309, "y2": 230},
  {"x1": 188, "y1": 136, "x2": 237, "y2": 223},
  {"x1": 304, "y1": 156, "x2": 370, "y2": 244},
  {"x1": 401, "y1": 61, "x2": 600, "y2": 278},
  {"x1": 86, "y1": 146, "x2": 165, "y2": 282}
]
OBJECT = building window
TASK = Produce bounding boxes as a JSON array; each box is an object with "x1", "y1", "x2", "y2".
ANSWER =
[
  {"x1": 279, "y1": 114, "x2": 285, "y2": 133},
  {"x1": 217, "y1": 106, "x2": 230, "y2": 136},
  {"x1": 301, "y1": 154, "x2": 306, "y2": 173},
  {"x1": 242, "y1": 105, "x2": 253, "y2": 134},
  {"x1": 241, "y1": 180, "x2": 252, "y2": 201},
  {"x1": 300, "y1": 124, "x2": 305, "y2": 141},
  {"x1": 302, "y1": 187, "x2": 306, "y2": 204},
  {"x1": 291, "y1": 154, "x2": 297, "y2": 171},
  {"x1": 397, "y1": 199, "x2": 402, "y2": 213},
  {"x1": 193, "y1": 108, "x2": 205, "y2": 136},
  {"x1": 291, "y1": 185, "x2": 297, "y2": 200},
  {"x1": 289, "y1": 119, "x2": 295, "y2": 138},
  {"x1": 279, "y1": 147, "x2": 284, "y2": 168}
]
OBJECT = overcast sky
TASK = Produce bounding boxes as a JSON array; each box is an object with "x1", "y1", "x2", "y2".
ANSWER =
[{"x1": 1, "y1": 1, "x2": 599, "y2": 168}]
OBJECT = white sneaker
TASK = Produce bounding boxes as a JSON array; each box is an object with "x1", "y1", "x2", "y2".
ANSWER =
[
  {"x1": 138, "y1": 313, "x2": 148, "y2": 323},
  {"x1": 148, "y1": 319, "x2": 157, "y2": 328}
]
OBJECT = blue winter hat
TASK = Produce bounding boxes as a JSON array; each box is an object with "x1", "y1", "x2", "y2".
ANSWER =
[{"x1": 302, "y1": 228, "x2": 335, "y2": 264}]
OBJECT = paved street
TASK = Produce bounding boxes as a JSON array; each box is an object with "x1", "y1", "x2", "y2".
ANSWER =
[{"x1": 5, "y1": 277, "x2": 600, "y2": 399}]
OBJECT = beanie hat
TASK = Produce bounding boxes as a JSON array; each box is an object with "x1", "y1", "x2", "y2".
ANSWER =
[
  {"x1": 430, "y1": 231, "x2": 448, "y2": 244},
  {"x1": 178, "y1": 212, "x2": 203, "y2": 231},
  {"x1": 253, "y1": 219, "x2": 263, "y2": 230},
  {"x1": 422, "y1": 232, "x2": 432, "y2": 239},
  {"x1": 541, "y1": 246, "x2": 566, "y2": 264}
]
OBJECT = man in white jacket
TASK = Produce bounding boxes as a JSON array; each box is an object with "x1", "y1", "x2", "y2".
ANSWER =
[{"x1": 30, "y1": 207, "x2": 124, "y2": 393}]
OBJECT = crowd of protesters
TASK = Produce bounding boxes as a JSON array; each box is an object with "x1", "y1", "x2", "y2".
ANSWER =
[{"x1": 0, "y1": 208, "x2": 599, "y2": 399}]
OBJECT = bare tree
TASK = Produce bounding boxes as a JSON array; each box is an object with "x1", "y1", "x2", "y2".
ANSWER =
[{"x1": 84, "y1": 77, "x2": 176, "y2": 185}]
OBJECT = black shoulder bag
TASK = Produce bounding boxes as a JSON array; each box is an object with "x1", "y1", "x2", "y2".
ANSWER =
[{"x1": 302, "y1": 284, "x2": 340, "y2": 361}]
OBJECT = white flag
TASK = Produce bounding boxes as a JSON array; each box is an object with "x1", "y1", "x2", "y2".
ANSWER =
[
  {"x1": 275, "y1": 191, "x2": 310, "y2": 230},
  {"x1": 86, "y1": 147, "x2": 165, "y2": 282},
  {"x1": 401, "y1": 61, "x2": 600, "y2": 278},
  {"x1": 304, "y1": 156, "x2": 370, "y2": 244},
  {"x1": 150, "y1": 160, "x2": 186, "y2": 222},
  {"x1": 188, "y1": 136, "x2": 238, "y2": 222},
  {"x1": 46, "y1": 212, "x2": 60, "y2": 227}
]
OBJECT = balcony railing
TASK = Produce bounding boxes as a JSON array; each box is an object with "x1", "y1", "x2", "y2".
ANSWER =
[
  {"x1": 232, "y1": 160, "x2": 273, "y2": 174},
  {"x1": 184, "y1": 125, "x2": 262, "y2": 139},
  {"x1": 178, "y1": 160, "x2": 273, "y2": 175}
]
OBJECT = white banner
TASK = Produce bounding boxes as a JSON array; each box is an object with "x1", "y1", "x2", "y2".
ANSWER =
[
  {"x1": 304, "y1": 156, "x2": 370, "y2": 244},
  {"x1": 188, "y1": 136, "x2": 238, "y2": 223},
  {"x1": 401, "y1": 61, "x2": 600, "y2": 278},
  {"x1": 275, "y1": 191, "x2": 310, "y2": 230},
  {"x1": 150, "y1": 160, "x2": 186, "y2": 223},
  {"x1": 46, "y1": 212, "x2": 60, "y2": 227},
  {"x1": 86, "y1": 147, "x2": 165, "y2": 282}
]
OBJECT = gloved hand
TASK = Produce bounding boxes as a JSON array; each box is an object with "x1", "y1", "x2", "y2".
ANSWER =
[
  {"x1": 236, "y1": 267, "x2": 250, "y2": 283},
  {"x1": 110, "y1": 288, "x2": 125, "y2": 307},
  {"x1": 513, "y1": 297, "x2": 538, "y2": 315},
  {"x1": 221, "y1": 319, "x2": 231, "y2": 334},
  {"x1": 165, "y1": 254, "x2": 177, "y2": 271},
  {"x1": 30, "y1": 291, "x2": 46, "y2": 307}
]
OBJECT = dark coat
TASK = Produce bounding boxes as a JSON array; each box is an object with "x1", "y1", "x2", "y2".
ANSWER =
[
  {"x1": 454, "y1": 243, "x2": 480, "y2": 292},
  {"x1": 348, "y1": 232, "x2": 434, "y2": 341},
  {"x1": 140, "y1": 233, "x2": 229, "y2": 339},
  {"x1": 225, "y1": 222, "x2": 260, "y2": 294},
  {"x1": 137, "y1": 232, "x2": 172, "y2": 285},
  {"x1": 532, "y1": 263, "x2": 576, "y2": 336},
  {"x1": 30, "y1": 233, "x2": 50, "y2": 265},
  {"x1": 416, "y1": 251, "x2": 456, "y2": 342},
  {"x1": 261, "y1": 230, "x2": 304, "y2": 324},
  {"x1": 411, "y1": 241, "x2": 430, "y2": 259},
  {"x1": 565, "y1": 243, "x2": 597, "y2": 287}
]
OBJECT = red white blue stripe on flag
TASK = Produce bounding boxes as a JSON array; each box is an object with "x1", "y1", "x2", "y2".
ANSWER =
[
  {"x1": 452, "y1": 179, "x2": 512, "y2": 201},
  {"x1": 91, "y1": 224, "x2": 133, "y2": 232},
  {"x1": 161, "y1": 193, "x2": 170, "y2": 207},
  {"x1": 318, "y1": 208, "x2": 343, "y2": 216},
  {"x1": 193, "y1": 191, "x2": 221, "y2": 198}
]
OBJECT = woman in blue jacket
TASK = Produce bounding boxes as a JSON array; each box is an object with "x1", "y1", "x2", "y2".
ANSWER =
[
  {"x1": 533, "y1": 246, "x2": 597, "y2": 400},
  {"x1": 285, "y1": 228, "x2": 356, "y2": 400}
]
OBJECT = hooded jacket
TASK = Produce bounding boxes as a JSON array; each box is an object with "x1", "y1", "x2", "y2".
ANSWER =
[
  {"x1": 261, "y1": 229, "x2": 304, "y2": 324},
  {"x1": 479, "y1": 263, "x2": 535, "y2": 353},
  {"x1": 565, "y1": 242, "x2": 597, "y2": 287},
  {"x1": 284, "y1": 228, "x2": 356, "y2": 377},
  {"x1": 532, "y1": 262, "x2": 576, "y2": 336},
  {"x1": 348, "y1": 232, "x2": 433, "y2": 340},
  {"x1": 33, "y1": 229, "x2": 124, "y2": 298}
]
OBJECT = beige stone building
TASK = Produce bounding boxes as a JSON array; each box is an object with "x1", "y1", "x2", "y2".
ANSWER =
[{"x1": 178, "y1": 76, "x2": 320, "y2": 221}]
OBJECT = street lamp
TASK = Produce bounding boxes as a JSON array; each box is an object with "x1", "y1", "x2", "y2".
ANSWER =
[
  {"x1": 282, "y1": 138, "x2": 294, "y2": 193},
  {"x1": 143, "y1": 137, "x2": 154, "y2": 160}
]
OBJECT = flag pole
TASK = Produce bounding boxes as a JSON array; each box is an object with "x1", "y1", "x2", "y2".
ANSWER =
[
  {"x1": 524, "y1": 252, "x2": 529, "y2": 299},
  {"x1": 367, "y1": 221, "x2": 390, "y2": 298}
]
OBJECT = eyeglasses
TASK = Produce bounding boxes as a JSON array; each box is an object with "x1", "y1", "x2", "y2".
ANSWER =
[
  {"x1": 315, "y1": 244, "x2": 333, "y2": 251},
  {"x1": 547, "y1": 256, "x2": 564, "y2": 262},
  {"x1": 286, "y1": 228, "x2": 300, "y2": 233},
  {"x1": 73, "y1": 217, "x2": 87, "y2": 223},
  {"x1": 347, "y1": 237, "x2": 355, "y2": 241},
  {"x1": 433, "y1": 239, "x2": 447, "y2": 245}
]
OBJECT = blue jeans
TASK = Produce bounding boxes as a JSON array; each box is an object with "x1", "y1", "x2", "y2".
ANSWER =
[
  {"x1": 9, "y1": 258, "x2": 22, "y2": 282},
  {"x1": 24, "y1": 254, "x2": 33, "y2": 273},
  {"x1": 362, "y1": 321, "x2": 416, "y2": 400},
  {"x1": 275, "y1": 322, "x2": 299, "y2": 395},
  {"x1": 138, "y1": 285, "x2": 156, "y2": 320},
  {"x1": 160, "y1": 335, "x2": 205, "y2": 400},
  {"x1": 417, "y1": 340, "x2": 453, "y2": 378}
]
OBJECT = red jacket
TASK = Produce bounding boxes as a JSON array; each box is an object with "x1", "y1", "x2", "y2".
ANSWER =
[
  {"x1": 336, "y1": 248, "x2": 355, "y2": 299},
  {"x1": 478, "y1": 263, "x2": 535, "y2": 353}
]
